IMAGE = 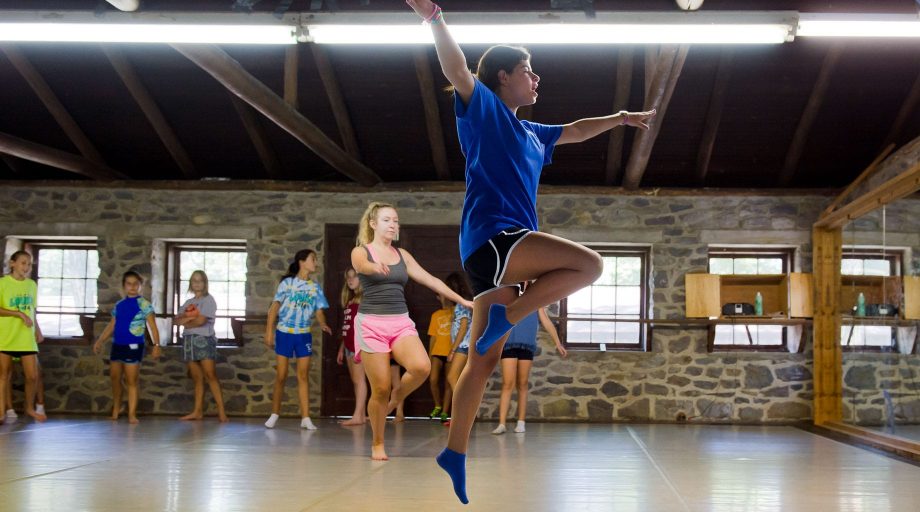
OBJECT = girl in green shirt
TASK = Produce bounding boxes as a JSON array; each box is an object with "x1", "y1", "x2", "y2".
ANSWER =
[{"x1": 0, "y1": 251, "x2": 45, "y2": 423}]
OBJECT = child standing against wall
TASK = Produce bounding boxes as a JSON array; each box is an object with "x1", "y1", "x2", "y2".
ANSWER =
[{"x1": 0, "y1": 251, "x2": 45, "y2": 423}]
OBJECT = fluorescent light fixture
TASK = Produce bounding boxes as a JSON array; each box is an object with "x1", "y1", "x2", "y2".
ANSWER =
[
  {"x1": 303, "y1": 11, "x2": 797, "y2": 45},
  {"x1": 798, "y1": 13, "x2": 920, "y2": 38},
  {"x1": 0, "y1": 11, "x2": 298, "y2": 44}
]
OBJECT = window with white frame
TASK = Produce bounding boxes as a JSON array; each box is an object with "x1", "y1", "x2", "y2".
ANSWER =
[
  {"x1": 558, "y1": 247, "x2": 648, "y2": 351},
  {"x1": 168, "y1": 244, "x2": 247, "y2": 345},
  {"x1": 839, "y1": 249, "x2": 901, "y2": 350},
  {"x1": 709, "y1": 249, "x2": 792, "y2": 349},
  {"x1": 26, "y1": 242, "x2": 100, "y2": 338}
]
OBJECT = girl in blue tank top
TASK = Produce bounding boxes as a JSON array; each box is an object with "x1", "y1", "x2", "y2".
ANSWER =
[{"x1": 406, "y1": 0, "x2": 656, "y2": 504}]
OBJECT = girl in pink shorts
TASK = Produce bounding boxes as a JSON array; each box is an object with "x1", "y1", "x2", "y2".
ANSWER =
[{"x1": 350, "y1": 202, "x2": 472, "y2": 461}]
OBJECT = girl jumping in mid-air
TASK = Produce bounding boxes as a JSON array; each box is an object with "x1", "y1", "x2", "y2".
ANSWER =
[{"x1": 405, "y1": 0, "x2": 655, "y2": 503}]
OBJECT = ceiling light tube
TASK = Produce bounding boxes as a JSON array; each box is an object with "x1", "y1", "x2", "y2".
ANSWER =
[
  {"x1": 798, "y1": 13, "x2": 920, "y2": 38},
  {"x1": 0, "y1": 11, "x2": 298, "y2": 44},
  {"x1": 303, "y1": 11, "x2": 797, "y2": 45}
]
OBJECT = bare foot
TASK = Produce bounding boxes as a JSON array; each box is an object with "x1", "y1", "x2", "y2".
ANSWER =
[
  {"x1": 371, "y1": 444, "x2": 389, "y2": 461},
  {"x1": 128, "y1": 416, "x2": 140, "y2": 424},
  {"x1": 393, "y1": 415, "x2": 406, "y2": 423},
  {"x1": 179, "y1": 412, "x2": 203, "y2": 421},
  {"x1": 110, "y1": 412, "x2": 120, "y2": 421},
  {"x1": 27, "y1": 410, "x2": 47, "y2": 423},
  {"x1": 386, "y1": 398, "x2": 399, "y2": 415},
  {"x1": 341, "y1": 417, "x2": 365, "y2": 426},
  {"x1": 218, "y1": 413, "x2": 229, "y2": 423}
]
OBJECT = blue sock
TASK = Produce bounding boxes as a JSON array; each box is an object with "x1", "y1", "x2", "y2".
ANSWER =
[
  {"x1": 474, "y1": 303, "x2": 514, "y2": 356},
  {"x1": 436, "y1": 447, "x2": 469, "y2": 505}
]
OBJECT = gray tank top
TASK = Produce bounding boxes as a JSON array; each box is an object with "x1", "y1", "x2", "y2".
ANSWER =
[{"x1": 358, "y1": 244, "x2": 409, "y2": 315}]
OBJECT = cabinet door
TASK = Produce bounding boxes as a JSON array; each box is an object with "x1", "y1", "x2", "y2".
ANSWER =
[
  {"x1": 686, "y1": 273, "x2": 720, "y2": 318},
  {"x1": 788, "y1": 273, "x2": 814, "y2": 318},
  {"x1": 905, "y1": 276, "x2": 920, "y2": 320}
]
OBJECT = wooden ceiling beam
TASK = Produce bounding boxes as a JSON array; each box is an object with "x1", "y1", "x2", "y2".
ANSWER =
[
  {"x1": 0, "y1": 131, "x2": 124, "y2": 180},
  {"x1": 284, "y1": 45, "x2": 299, "y2": 109},
  {"x1": 1, "y1": 44, "x2": 106, "y2": 166},
  {"x1": 413, "y1": 48, "x2": 450, "y2": 181},
  {"x1": 644, "y1": 45, "x2": 658, "y2": 102},
  {"x1": 605, "y1": 47, "x2": 634, "y2": 186},
  {"x1": 227, "y1": 91, "x2": 283, "y2": 179},
  {"x1": 309, "y1": 44, "x2": 362, "y2": 162},
  {"x1": 172, "y1": 43, "x2": 380, "y2": 186},
  {"x1": 102, "y1": 45, "x2": 198, "y2": 179},
  {"x1": 815, "y1": 159, "x2": 920, "y2": 229},
  {"x1": 623, "y1": 44, "x2": 688, "y2": 190},
  {"x1": 695, "y1": 48, "x2": 733, "y2": 185},
  {"x1": 881, "y1": 69, "x2": 920, "y2": 150},
  {"x1": 779, "y1": 43, "x2": 844, "y2": 186},
  {"x1": 1, "y1": 154, "x2": 24, "y2": 175}
]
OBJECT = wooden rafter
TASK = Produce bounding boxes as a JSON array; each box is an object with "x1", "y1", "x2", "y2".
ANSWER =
[
  {"x1": 284, "y1": 45, "x2": 299, "y2": 109},
  {"x1": 309, "y1": 44, "x2": 362, "y2": 162},
  {"x1": 0, "y1": 131, "x2": 123, "y2": 180},
  {"x1": 695, "y1": 49, "x2": 733, "y2": 185},
  {"x1": 779, "y1": 43, "x2": 844, "y2": 186},
  {"x1": 881, "y1": 69, "x2": 920, "y2": 150},
  {"x1": 171, "y1": 43, "x2": 380, "y2": 186},
  {"x1": 622, "y1": 44, "x2": 688, "y2": 190},
  {"x1": 413, "y1": 48, "x2": 450, "y2": 181},
  {"x1": 101, "y1": 46, "x2": 198, "y2": 179},
  {"x1": 644, "y1": 46, "x2": 658, "y2": 101},
  {"x1": 605, "y1": 47, "x2": 633, "y2": 186},
  {"x1": 227, "y1": 91, "x2": 282, "y2": 179},
  {"x1": 1, "y1": 155, "x2": 24, "y2": 175},
  {"x1": 820, "y1": 144, "x2": 895, "y2": 217},
  {"x1": 814, "y1": 159, "x2": 920, "y2": 229},
  {"x1": 1, "y1": 44, "x2": 106, "y2": 166}
]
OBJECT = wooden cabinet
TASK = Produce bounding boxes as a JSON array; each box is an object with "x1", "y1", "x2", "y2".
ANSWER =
[
  {"x1": 837, "y1": 275, "x2": 920, "y2": 319},
  {"x1": 685, "y1": 272, "x2": 813, "y2": 319},
  {"x1": 906, "y1": 276, "x2": 920, "y2": 320}
]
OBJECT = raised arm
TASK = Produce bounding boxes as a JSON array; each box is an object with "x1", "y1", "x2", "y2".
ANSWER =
[
  {"x1": 557, "y1": 109, "x2": 657, "y2": 145},
  {"x1": 406, "y1": 0, "x2": 475, "y2": 102},
  {"x1": 401, "y1": 249, "x2": 474, "y2": 309}
]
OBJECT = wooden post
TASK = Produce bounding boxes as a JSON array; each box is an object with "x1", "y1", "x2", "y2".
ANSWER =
[
  {"x1": 812, "y1": 226, "x2": 842, "y2": 425},
  {"x1": 0, "y1": 131, "x2": 123, "y2": 180},
  {"x1": 172, "y1": 43, "x2": 379, "y2": 186}
]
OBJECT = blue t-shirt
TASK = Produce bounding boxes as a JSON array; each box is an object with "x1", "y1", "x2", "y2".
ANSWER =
[
  {"x1": 113, "y1": 296, "x2": 154, "y2": 345},
  {"x1": 274, "y1": 277, "x2": 329, "y2": 334},
  {"x1": 505, "y1": 312, "x2": 539, "y2": 351},
  {"x1": 455, "y1": 79, "x2": 563, "y2": 262},
  {"x1": 451, "y1": 303, "x2": 472, "y2": 350}
]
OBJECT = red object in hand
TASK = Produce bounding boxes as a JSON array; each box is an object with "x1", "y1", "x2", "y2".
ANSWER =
[{"x1": 184, "y1": 304, "x2": 200, "y2": 318}]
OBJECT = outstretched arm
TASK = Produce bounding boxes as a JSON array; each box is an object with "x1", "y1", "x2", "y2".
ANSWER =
[
  {"x1": 407, "y1": 0, "x2": 475, "y2": 103},
  {"x1": 557, "y1": 109, "x2": 657, "y2": 145},
  {"x1": 401, "y1": 249, "x2": 474, "y2": 309}
]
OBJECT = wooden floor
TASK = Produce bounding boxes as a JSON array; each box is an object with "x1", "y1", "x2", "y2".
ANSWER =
[{"x1": 2, "y1": 416, "x2": 918, "y2": 511}]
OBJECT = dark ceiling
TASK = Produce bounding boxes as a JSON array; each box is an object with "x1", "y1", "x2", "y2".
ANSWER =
[{"x1": 1, "y1": 0, "x2": 919, "y2": 189}]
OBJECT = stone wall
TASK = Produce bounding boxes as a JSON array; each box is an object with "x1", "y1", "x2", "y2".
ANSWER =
[{"x1": 1, "y1": 182, "x2": 918, "y2": 424}]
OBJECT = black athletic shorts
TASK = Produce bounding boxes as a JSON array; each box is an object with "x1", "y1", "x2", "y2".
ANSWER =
[
  {"x1": 500, "y1": 345, "x2": 535, "y2": 361},
  {"x1": 462, "y1": 228, "x2": 531, "y2": 298}
]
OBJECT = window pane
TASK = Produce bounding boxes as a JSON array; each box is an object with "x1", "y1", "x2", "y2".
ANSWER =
[
  {"x1": 61, "y1": 279, "x2": 86, "y2": 312},
  {"x1": 205, "y1": 252, "x2": 229, "y2": 281},
  {"x1": 713, "y1": 325, "x2": 734, "y2": 345},
  {"x1": 733, "y1": 258, "x2": 758, "y2": 274},
  {"x1": 596, "y1": 257, "x2": 618, "y2": 286},
  {"x1": 180, "y1": 251, "x2": 205, "y2": 279},
  {"x1": 87, "y1": 250, "x2": 100, "y2": 278},
  {"x1": 710, "y1": 258, "x2": 733, "y2": 275},
  {"x1": 864, "y1": 259, "x2": 891, "y2": 277},
  {"x1": 211, "y1": 281, "x2": 229, "y2": 306},
  {"x1": 62, "y1": 250, "x2": 87, "y2": 278},
  {"x1": 616, "y1": 257, "x2": 641, "y2": 286},
  {"x1": 228, "y1": 282, "x2": 246, "y2": 313},
  {"x1": 566, "y1": 321, "x2": 592, "y2": 343},
  {"x1": 864, "y1": 326, "x2": 893, "y2": 346},
  {"x1": 590, "y1": 286, "x2": 615, "y2": 317},
  {"x1": 229, "y1": 252, "x2": 247, "y2": 281},
  {"x1": 757, "y1": 258, "x2": 783, "y2": 274},
  {"x1": 59, "y1": 314, "x2": 82, "y2": 336},
  {"x1": 567, "y1": 287, "x2": 592, "y2": 316},
  {"x1": 841, "y1": 325, "x2": 863, "y2": 346},
  {"x1": 591, "y1": 320, "x2": 616, "y2": 344},
  {"x1": 615, "y1": 286, "x2": 641, "y2": 315},
  {"x1": 37, "y1": 279, "x2": 62, "y2": 308},
  {"x1": 37, "y1": 313, "x2": 60, "y2": 337},
  {"x1": 37, "y1": 249, "x2": 62, "y2": 278},
  {"x1": 754, "y1": 325, "x2": 783, "y2": 345},
  {"x1": 215, "y1": 317, "x2": 232, "y2": 339},
  {"x1": 85, "y1": 279, "x2": 98, "y2": 310},
  {"x1": 615, "y1": 321, "x2": 640, "y2": 343},
  {"x1": 841, "y1": 259, "x2": 863, "y2": 275}
]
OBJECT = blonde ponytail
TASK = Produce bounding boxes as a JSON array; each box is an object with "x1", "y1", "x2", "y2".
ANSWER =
[{"x1": 356, "y1": 202, "x2": 396, "y2": 246}]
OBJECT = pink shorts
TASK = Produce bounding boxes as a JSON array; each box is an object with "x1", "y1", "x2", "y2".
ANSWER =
[{"x1": 354, "y1": 313, "x2": 418, "y2": 356}]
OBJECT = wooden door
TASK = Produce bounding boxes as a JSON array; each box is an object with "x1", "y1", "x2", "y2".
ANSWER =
[{"x1": 321, "y1": 223, "x2": 461, "y2": 417}]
